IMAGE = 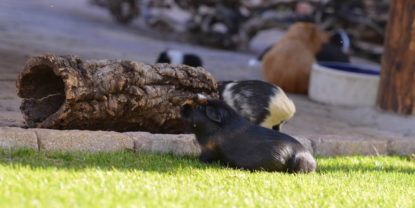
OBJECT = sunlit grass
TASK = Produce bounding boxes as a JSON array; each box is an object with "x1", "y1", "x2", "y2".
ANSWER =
[{"x1": 0, "y1": 149, "x2": 414, "y2": 208}]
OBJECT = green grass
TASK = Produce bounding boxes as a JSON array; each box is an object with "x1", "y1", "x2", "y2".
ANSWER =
[{"x1": 0, "y1": 149, "x2": 414, "y2": 208}]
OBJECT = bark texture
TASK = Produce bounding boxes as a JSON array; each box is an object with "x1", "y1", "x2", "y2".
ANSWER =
[
  {"x1": 16, "y1": 54, "x2": 218, "y2": 133},
  {"x1": 377, "y1": 0, "x2": 415, "y2": 115}
]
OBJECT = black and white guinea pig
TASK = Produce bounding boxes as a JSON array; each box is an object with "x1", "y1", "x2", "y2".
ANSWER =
[
  {"x1": 156, "y1": 49, "x2": 203, "y2": 67},
  {"x1": 217, "y1": 80, "x2": 295, "y2": 131},
  {"x1": 316, "y1": 29, "x2": 351, "y2": 63}
]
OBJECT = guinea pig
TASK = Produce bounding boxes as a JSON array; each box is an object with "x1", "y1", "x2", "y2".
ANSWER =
[
  {"x1": 217, "y1": 80, "x2": 295, "y2": 131},
  {"x1": 156, "y1": 49, "x2": 203, "y2": 67},
  {"x1": 250, "y1": 29, "x2": 350, "y2": 67},
  {"x1": 329, "y1": 29, "x2": 351, "y2": 54},
  {"x1": 316, "y1": 29, "x2": 351, "y2": 63},
  {"x1": 261, "y1": 22, "x2": 328, "y2": 93},
  {"x1": 180, "y1": 94, "x2": 316, "y2": 173}
]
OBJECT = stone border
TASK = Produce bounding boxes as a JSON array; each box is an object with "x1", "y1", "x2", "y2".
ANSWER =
[{"x1": 0, "y1": 127, "x2": 414, "y2": 156}]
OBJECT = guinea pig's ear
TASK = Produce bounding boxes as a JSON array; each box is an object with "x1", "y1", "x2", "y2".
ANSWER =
[{"x1": 206, "y1": 105, "x2": 222, "y2": 123}]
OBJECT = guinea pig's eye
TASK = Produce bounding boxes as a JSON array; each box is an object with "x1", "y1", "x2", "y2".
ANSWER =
[{"x1": 181, "y1": 105, "x2": 191, "y2": 116}]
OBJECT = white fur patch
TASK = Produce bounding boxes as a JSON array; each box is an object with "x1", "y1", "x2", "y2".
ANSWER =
[
  {"x1": 167, "y1": 49, "x2": 184, "y2": 65},
  {"x1": 260, "y1": 87, "x2": 296, "y2": 129},
  {"x1": 197, "y1": 93, "x2": 207, "y2": 100},
  {"x1": 222, "y1": 83, "x2": 237, "y2": 110},
  {"x1": 222, "y1": 83, "x2": 257, "y2": 121},
  {"x1": 338, "y1": 30, "x2": 350, "y2": 53},
  {"x1": 235, "y1": 90, "x2": 255, "y2": 121}
]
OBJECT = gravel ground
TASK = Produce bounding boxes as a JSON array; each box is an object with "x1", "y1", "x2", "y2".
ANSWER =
[{"x1": 0, "y1": 0, "x2": 414, "y2": 141}]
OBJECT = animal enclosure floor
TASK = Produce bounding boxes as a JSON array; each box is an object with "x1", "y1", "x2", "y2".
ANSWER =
[{"x1": 0, "y1": 0, "x2": 414, "y2": 142}]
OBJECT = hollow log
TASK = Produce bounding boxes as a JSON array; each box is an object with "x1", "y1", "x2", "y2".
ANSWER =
[{"x1": 16, "y1": 54, "x2": 218, "y2": 133}]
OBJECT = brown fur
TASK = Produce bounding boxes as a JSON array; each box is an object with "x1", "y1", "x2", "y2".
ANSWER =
[
  {"x1": 203, "y1": 140, "x2": 218, "y2": 151},
  {"x1": 262, "y1": 23, "x2": 328, "y2": 94}
]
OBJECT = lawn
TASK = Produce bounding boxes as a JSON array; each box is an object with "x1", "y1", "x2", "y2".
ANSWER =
[{"x1": 0, "y1": 149, "x2": 414, "y2": 208}]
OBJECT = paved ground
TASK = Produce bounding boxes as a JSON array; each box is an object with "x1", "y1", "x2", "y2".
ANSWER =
[{"x1": 0, "y1": 0, "x2": 414, "y2": 155}]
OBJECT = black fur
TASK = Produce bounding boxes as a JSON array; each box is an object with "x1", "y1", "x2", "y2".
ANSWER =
[
  {"x1": 180, "y1": 97, "x2": 316, "y2": 173},
  {"x1": 156, "y1": 51, "x2": 170, "y2": 64},
  {"x1": 217, "y1": 80, "x2": 233, "y2": 94},
  {"x1": 156, "y1": 50, "x2": 203, "y2": 67},
  {"x1": 183, "y1": 54, "x2": 203, "y2": 67},
  {"x1": 316, "y1": 43, "x2": 350, "y2": 63},
  {"x1": 316, "y1": 30, "x2": 350, "y2": 62},
  {"x1": 330, "y1": 34, "x2": 344, "y2": 48}
]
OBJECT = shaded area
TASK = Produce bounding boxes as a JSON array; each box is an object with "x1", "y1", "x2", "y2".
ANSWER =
[
  {"x1": 0, "y1": 148, "x2": 214, "y2": 173},
  {"x1": 19, "y1": 65, "x2": 65, "y2": 124},
  {"x1": 0, "y1": 148, "x2": 413, "y2": 174}
]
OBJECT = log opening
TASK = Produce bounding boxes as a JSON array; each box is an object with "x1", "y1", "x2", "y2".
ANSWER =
[{"x1": 19, "y1": 65, "x2": 65, "y2": 125}]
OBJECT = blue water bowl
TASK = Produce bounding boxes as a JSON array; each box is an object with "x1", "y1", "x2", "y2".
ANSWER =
[
  {"x1": 310, "y1": 62, "x2": 381, "y2": 106},
  {"x1": 317, "y1": 62, "x2": 380, "y2": 76}
]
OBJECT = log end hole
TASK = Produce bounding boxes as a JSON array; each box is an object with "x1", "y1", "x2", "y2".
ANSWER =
[{"x1": 19, "y1": 65, "x2": 65, "y2": 124}]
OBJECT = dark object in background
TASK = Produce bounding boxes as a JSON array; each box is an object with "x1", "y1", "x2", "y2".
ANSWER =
[
  {"x1": 328, "y1": 30, "x2": 351, "y2": 53},
  {"x1": 17, "y1": 54, "x2": 218, "y2": 133},
  {"x1": 316, "y1": 30, "x2": 350, "y2": 63},
  {"x1": 90, "y1": 0, "x2": 139, "y2": 24},
  {"x1": 316, "y1": 44, "x2": 350, "y2": 63},
  {"x1": 188, "y1": 3, "x2": 244, "y2": 49},
  {"x1": 156, "y1": 49, "x2": 203, "y2": 67},
  {"x1": 217, "y1": 80, "x2": 295, "y2": 131},
  {"x1": 181, "y1": 94, "x2": 316, "y2": 173}
]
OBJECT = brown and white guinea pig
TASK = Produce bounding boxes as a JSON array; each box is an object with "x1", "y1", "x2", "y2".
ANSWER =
[
  {"x1": 217, "y1": 80, "x2": 295, "y2": 131},
  {"x1": 180, "y1": 94, "x2": 316, "y2": 173},
  {"x1": 261, "y1": 22, "x2": 328, "y2": 94},
  {"x1": 156, "y1": 49, "x2": 203, "y2": 67}
]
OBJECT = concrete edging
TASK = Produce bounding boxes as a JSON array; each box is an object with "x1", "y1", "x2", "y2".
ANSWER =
[{"x1": 0, "y1": 127, "x2": 414, "y2": 156}]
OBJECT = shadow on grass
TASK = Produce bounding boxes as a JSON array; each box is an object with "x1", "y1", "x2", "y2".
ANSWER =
[
  {"x1": 0, "y1": 148, "x2": 222, "y2": 173},
  {"x1": 0, "y1": 149, "x2": 414, "y2": 174}
]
